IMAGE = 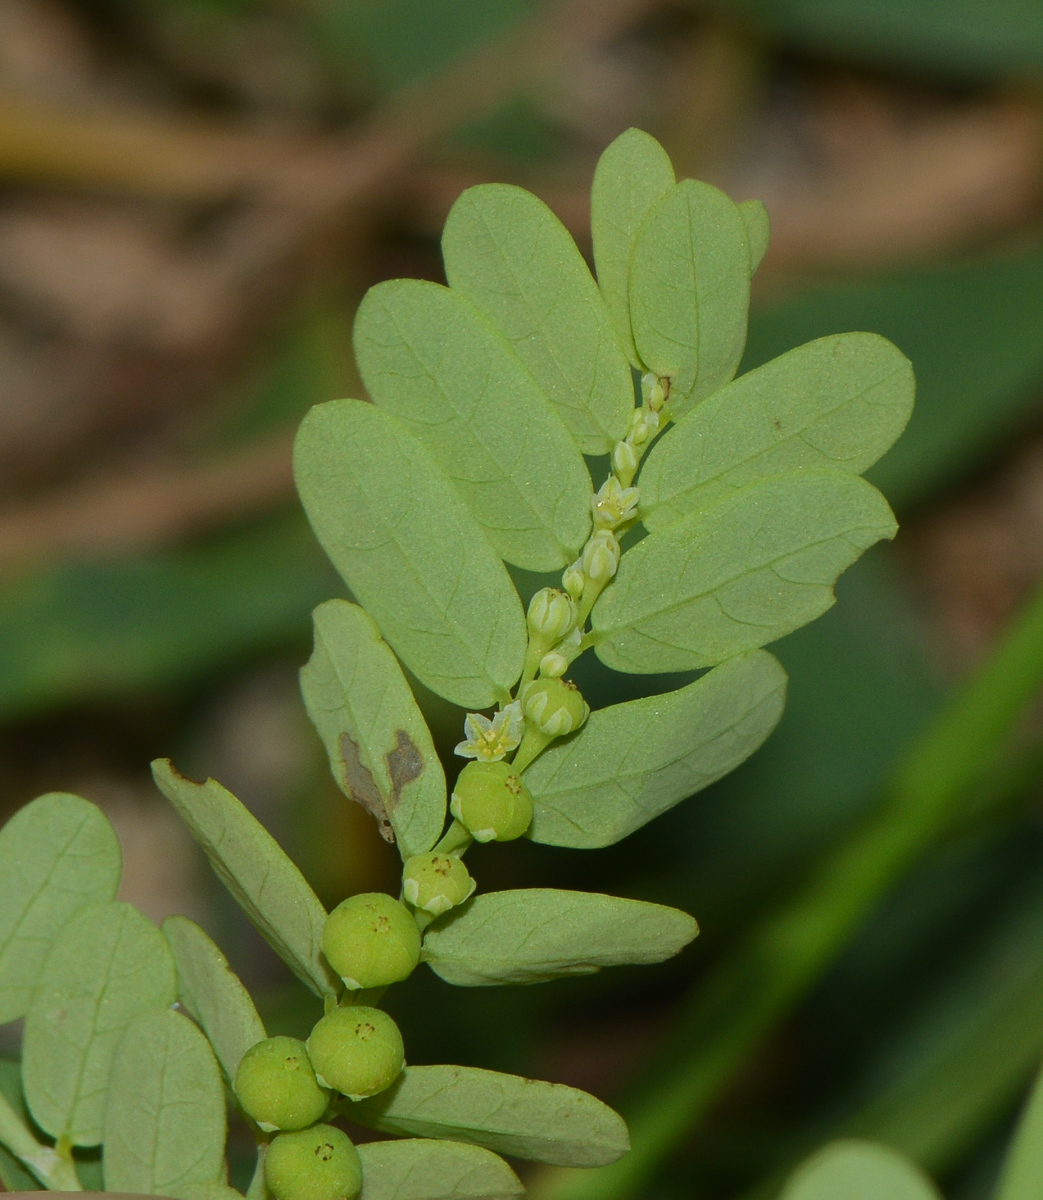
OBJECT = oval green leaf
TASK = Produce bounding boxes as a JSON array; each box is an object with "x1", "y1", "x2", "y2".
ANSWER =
[
  {"x1": 22, "y1": 900, "x2": 176, "y2": 1146},
  {"x1": 996, "y1": 1052, "x2": 1043, "y2": 1200},
  {"x1": 152, "y1": 759, "x2": 338, "y2": 999},
  {"x1": 591, "y1": 127, "x2": 676, "y2": 368},
  {"x1": 355, "y1": 280, "x2": 591, "y2": 571},
  {"x1": 345, "y1": 1065, "x2": 629, "y2": 1167},
  {"x1": 162, "y1": 915, "x2": 266, "y2": 1085},
  {"x1": 103, "y1": 1008, "x2": 226, "y2": 1199},
  {"x1": 443, "y1": 183, "x2": 633, "y2": 455},
  {"x1": 295, "y1": 399, "x2": 526, "y2": 709},
  {"x1": 358, "y1": 1139, "x2": 523, "y2": 1200},
  {"x1": 301, "y1": 600, "x2": 445, "y2": 859},
  {"x1": 0, "y1": 792, "x2": 121, "y2": 1025},
  {"x1": 739, "y1": 198, "x2": 770, "y2": 273},
  {"x1": 781, "y1": 1140, "x2": 940, "y2": 1200},
  {"x1": 630, "y1": 179, "x2": 751, "y2": 418},
  {"x1": 524, "y1": 651, "x2": 786, "y2": 847},
  {"x1": 639, "y1": 333, "x2": 914, "y2": 530},
  {"x1": 422, "y1": 889, "x2": 697, "y2": 986},
  {"x1": 592, "y1": 472, "x2": 897, "y2": 673}
]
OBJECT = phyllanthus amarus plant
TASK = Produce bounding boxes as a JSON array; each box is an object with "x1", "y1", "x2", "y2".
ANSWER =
[{"x1": 0, "y1": 129, "x2": 913, "y2": 1200}]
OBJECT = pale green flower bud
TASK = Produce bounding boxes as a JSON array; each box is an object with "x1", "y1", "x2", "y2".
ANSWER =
[
  {"x1": 563, "y1": 559, "x2": 585, "y2": 599},
  {"x1": 307, "y1": 1006, "x2": 404, "y2": 1101},
  {"x1": 539, "y1": 651, "x2": 569, "y2": 678},
  {"x1": 522, "y1": 677, "x2": 589, "y2": 737},
  {"x1": 641, "y1": 371, "x2": 668, "y2": 410},
  {"x1": 322, "y1": 893, "x2": 421, "y2": 991},
  {"x1": 582, "y1": 529, "x2": 620, "y2": 584},
  {"x1": 450, "y1": 761, "x2": 533, "y2": 843},
  {"x1": 234, "y1": 1036, "x2": 329, "y2": 1132},
  {"x1": 527, "y1": 588, "x2": 576, "y2": 641},
  {"x1": 265, "y1": 1125, "x2": 362, "y2": 1200},
  {"x1": 592, "y1": 477, "x2": 639, "y2": 530},
  {"x1": 612, "y1": 440, "x2": 638, "y2": 477},
  {"x1": 402, "y1": 852, "x2": 476, "y2": 916}
]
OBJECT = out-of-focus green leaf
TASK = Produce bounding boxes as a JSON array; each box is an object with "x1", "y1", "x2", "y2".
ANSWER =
[
  {"x1": 0, "y1": 1060, "x2": 39, "y2": 1192},
  {"x1": 638, "y1": 333, "x2": 913, "y2": 530},
  {"x1": 355, "y1": 279, "x2": 592, "y2": 566},
  {"x1": 357, "y1": 1138, "x2": 524, "y2": 1200},
  {"x1": 295, "y1": 399, "x2": 526, "y2": 710},
  {"x1": 593, "y1": 473, "x2": 896, "y2": 673},
  {"x1": 104, "y1": 1008, "x2": 226, "y2": 1198},
  {"x1": 739, "y1": 200, "x2": 771, "y2": 273},
  {"x1": 0, "y1": 793, "x2": 121, "y2": 1024},
  {"x1": 301, "y1": 600, "x2": 445, "y2": 859},
  {"x1": 443, "y1": 184, "x2": 633, "y2": 454},
  {"x1": 525, "y1": 652, "x2": 786, "y2": 847},
  {"x1": 780, "y1": 1140, "x2": 939, "y2": 1200}
]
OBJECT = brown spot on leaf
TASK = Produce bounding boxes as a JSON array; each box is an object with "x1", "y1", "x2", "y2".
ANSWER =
[
  {"x1": 386, "y1": 729, "x2": 424, "y2": 809},
  {"x1": 338, "y1": 733, "x2": 394, "y2": 843}
]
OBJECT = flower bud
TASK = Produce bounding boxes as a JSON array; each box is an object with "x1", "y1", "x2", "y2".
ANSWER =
[
  {"x1": 562, "y1": 560, "x2": 585, "y2": 599},
  {"x1": 450, "y1": 761, "x2": 533, "y2": 843},
  {"x1": 307, "y1": 1006, "x2": 404, "y2": 1101},
  {"x1": 401, "y1": 853, "x2": 475, "y2": 916},
  {"x1": 539, "y1": 651, "x2": 569, "y2": 678},
  {"x1": 265, "y1": 1124, "x2": 362, "y2": 1200},
  {"x1": 522, "y1": 677, "x2": 589, "y2": 737},
  {"x1": 234, "y1": 1036, "x2": 329, "y2": 1132},
  {"x1": 322, "y1": 893, "x2": 420, "y2": 991},
  {"x1": 582, "y1": 529, "x2": 620, "y2": 585},
  {"x1": 641, "y1": 371, "x2": 668, "y2": 410},
  {"x1": 526, "y1": 588, "x2": 575, "y2": 641},
  {"x1": 612, "y1": 440, "x2": 638, "y2": 477}
]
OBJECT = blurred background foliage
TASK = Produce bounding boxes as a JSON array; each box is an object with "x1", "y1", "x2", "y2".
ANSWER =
[{"x1": 3, "y1": 1, "x2": 1043, "y2": 1198}]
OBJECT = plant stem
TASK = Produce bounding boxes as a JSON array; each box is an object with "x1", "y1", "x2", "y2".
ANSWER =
[
  {"x1": 0, "y1": 1091, "x2": 81, "y2": 1191},
  {"x1": 246, "y1": 1140, "x2": 269, "y2": 1200},
  {"x1": 530, "y1": 574, "x2": 1043, "y2": 1200}
]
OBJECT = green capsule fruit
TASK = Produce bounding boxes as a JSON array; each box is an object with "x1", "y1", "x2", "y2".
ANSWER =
[
  {"x1": 522, "y1": 677, "x2": 590, "y2": 737},
  {"x1": 401, "y1": 852, "x2": 475, "y2": 916},
  {"x1": 307, "y1": 1006, "x2": 404, "y2": 1101},
  {"x1": 265, "y1": 1124, "x2": 362, "y2": 1200},
  {"x1": 234, "y1": 1036, "x2": 329, "y2": 1132},
  {"x1": 322, "y1": 892, "x2": 421, "y2": 990},
  {"x1": 450, "y1": 761, "x2": 533, "y2": 843}
]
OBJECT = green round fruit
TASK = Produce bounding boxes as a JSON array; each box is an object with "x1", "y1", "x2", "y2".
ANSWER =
[
  {"x1": 450, "y1": 761, "x2": 533, "y2": 843},
  {"x1": 322, "y1": 892, "x2": 421, "y2": 990},
  {"x1": 401, "y1": 853, "x2": 475, "y2": 916},
  {"x1": 265, "y1": 1124, "x2": 362, "y2": 1200},
  {"x1": 522, "y1": 677, "x2": 589, "y2": 737},
  {"x1": 307, "y1": 1006, "x2": 404, "y2": 1101},
  {"x1": 234, "y1": 1036, "x2": 329, "y2": 1132}
]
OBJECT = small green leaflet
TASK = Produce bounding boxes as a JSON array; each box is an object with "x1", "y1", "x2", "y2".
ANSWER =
[
  {"x1": 162, "y1": 915, "x2": 266, "y2": 1085},
  {"x1": 422, "y1": 889, "x2": 697, "y2": 986},
  {"x1": 301, "y1": 600, "x2": 445, "y2": 859},
  {"x1": 103, "y1": 1008, "x2": 226, "y2": 1199},
  {"x1": 355, "y1": 280, "x2": 591, "y2": 571},
  {"x1": 0, "y1": 792, "x2": 121, "y2": 1024},
  {"x1": 592, "y1": 472, "x2": 897, "y2": 673},
  {"x1": 295, "y1": 399, "x2": 526, "y2": 710},
  {"x1": 780, "y1": 1140, "x2": 940, "y2": 1200},
  {"x1": 739, "y1": 199, "x2": 770, "y2": 273},
  {"x1": 22, "y1": 900, "x2": 176, "y2": 1146},
  {"x1": 996, "y1": 1053, "x2": 1043, "y2": 1200},
  {"x1": 357, "y1": 1139, "x2": 523, "y2": 1200},
  {"x1": 524, "y1": 651, "x2": 786, "y2": 847},
  {"x1": 590, "y1": 127, "x2": 675, "y2": 369},
  {"x1": 638, "y1": 333, "x2": 914, "y2": 530},
  {"x1": 630, "y1": 179, "x2": 751, "y2": 419},
  {"x1": 443, "y1": 183, "x2": 633, "y2": 455},
  {"x1": 346, "y1": 1065, "x2": 629, "y2": 1167},
  {"x1": 152, "y1": 759, "x2": 338, "y2": 999}
]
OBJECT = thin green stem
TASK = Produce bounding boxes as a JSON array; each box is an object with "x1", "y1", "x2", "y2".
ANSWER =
[
  {"x1": 246, "y1": 1140, "x2": 269, "y2": 1200},
  {"x1": 432, "y1": 819, "x2": 472, "y2": 857},
  {"x1": 0, "y1": 1092, "x2": 81, "y2": 1191},
  {"x1": 530, "y1": 574, "x2": 1043, "y2": 1200}
]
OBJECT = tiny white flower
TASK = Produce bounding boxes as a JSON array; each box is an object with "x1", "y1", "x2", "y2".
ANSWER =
[
  {"x1": 592, "y1": 477, "x2": 640, "y2": 529},
  {"x1": 454, "y1": 701, "x2": 524, "y2": 761}
]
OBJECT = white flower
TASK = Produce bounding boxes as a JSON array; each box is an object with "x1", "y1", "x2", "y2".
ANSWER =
[
  {"x1": 592, "y1": 477, "x2": 640, "y2": 529},
  {"x1": 454, "y1": 701, "x2": 524, "y2": 761}
]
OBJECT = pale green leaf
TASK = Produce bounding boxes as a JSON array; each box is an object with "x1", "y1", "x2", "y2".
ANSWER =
[
  {"x1": 781, "y1": 1140, "x2": 940, "y2": 1200},
  {"x1": 355, "y1": 280, "x2": 591, "y2": 570},
  {"x1": 739, "y1": 198, "x2": 770, "y2": 273},
  {"x1": 422, "y1": 888, "x2": 697, "y2": 986},
  {"x1": 162, "y1": 915, "x2": 266, "y2": 1085},
  {"x1": 357, "y1": 1138, "x2": 523, "y2": 1200},
  {"x1": 524, "y1": 651, "x2": 786, "y2": 847},
  {"x1": 630, "y1": 179, "x2": 751, "y2": 418},
  {"x1": 0, "y1": 793, "x2": 121, "y2": 1025},
  {"x1": 592, "y1": 472, "x2": 897, "y2": 673},
  {"x1": 301, "y1": 600, "x2": 445, "y2": 859},
  {"x1": 345, "y1": 1065, "x2": 629, "y2": 1167},
  {"x1": 996, "y1": 1052, "x2": 1043, "y2": 1200},
  {"x1": 152, "y1": 759, "x2": 338, "y2": 999},
  {"x1": 591, "y1": 127, "x2": 676, "y2": 368},
  {"x1": 22, "y1": 900, "x2": 176, "y2": 1146},
  {"x1": 443, "y1": 183, "x2": 633, "y2": 454},
  {"x1": 294, "y1": 399, "x2": 526, "y2": 709},
  {"x1": 638, "y1": 333, "x2": 914, "y2": 530},
  {"x1": 103, "y1": 1008, "x2": 226, "y2": 1198}
]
